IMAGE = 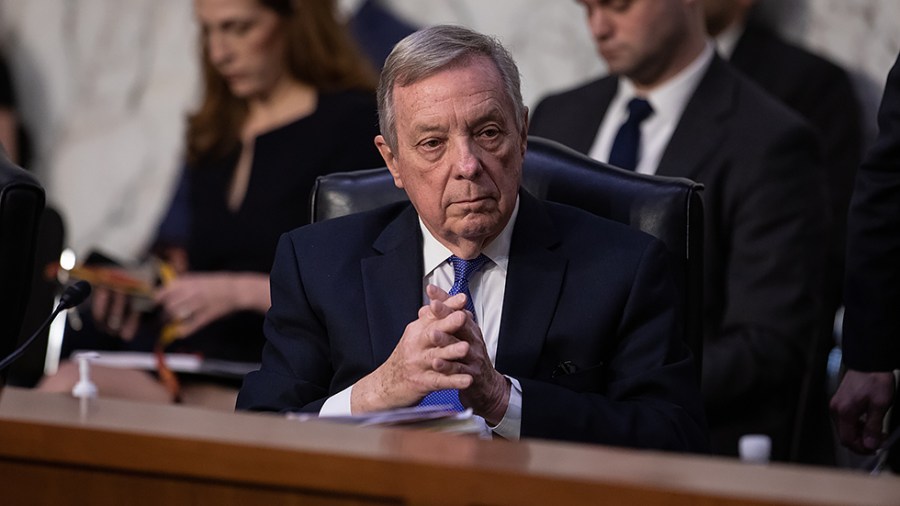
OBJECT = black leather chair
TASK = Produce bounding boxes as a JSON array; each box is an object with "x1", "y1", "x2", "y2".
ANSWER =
[
  {"x1": 0, "y1": 150, "x2": 44, "y2": 384},
  {"x1": 6, "y1": 206, "x2": 65, "y2": 387},
  {"x1": 310, "y1": 136, "x2": 704, "y2": 374}
]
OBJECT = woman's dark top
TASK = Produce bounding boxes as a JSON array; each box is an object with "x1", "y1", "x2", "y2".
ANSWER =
[{"x1": 168, "y1": 89, "x2": 383, "y2": 362}]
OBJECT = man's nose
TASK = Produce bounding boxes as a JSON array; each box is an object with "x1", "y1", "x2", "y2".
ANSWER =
[
  {"x1": 588, "y1": 9, "x2": 613, "y2": 39},
  {"x1": 452, "y1": 138, "x2": 481, "y2": 178}
]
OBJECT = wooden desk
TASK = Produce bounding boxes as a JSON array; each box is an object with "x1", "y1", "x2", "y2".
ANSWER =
[{"x1": 0, "y1": 387, "x2": 897, "y2": 505}]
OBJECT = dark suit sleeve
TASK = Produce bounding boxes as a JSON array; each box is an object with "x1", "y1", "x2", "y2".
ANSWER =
[
  {"x1": 518, "y1": 240, "x2": 708, "y2": 452},
  {"x1": 843, "y1": 53, "x2": 900, "y2": 371},
  {"x1": 236, "y1": 233, "x2": 333, "y2": 413}
]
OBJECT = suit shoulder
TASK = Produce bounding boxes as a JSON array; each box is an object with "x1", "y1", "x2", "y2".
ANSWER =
[
  {"x1": 714, "y1": 60, "x2": 813, "y2": 135},
  {"x1": 739, "y1": 23, "x2": 850, "y2": 81},
  {"x1": 530, "y1": 76, "x2": 616, "y2": 141},
  {"x1": 532, "y1": 76, "x2": 613, "y2": 116}
]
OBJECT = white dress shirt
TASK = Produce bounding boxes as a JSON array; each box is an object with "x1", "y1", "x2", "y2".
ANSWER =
[
  {"x1": 321, "y1": 198, "x2": 523, "y2": 440},
  {"x1": 588, "y1": 42, "x2": 715, "y2": 175}
]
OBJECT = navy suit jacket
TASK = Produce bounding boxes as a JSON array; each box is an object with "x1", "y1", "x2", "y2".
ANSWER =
[
  {"x1": 237, "y1": 191, "x2": 707, "y2": 452},
  {"x1": 732, "y1": 22, "x2": 863, "y2": 328},
  {"x1": 530, "y1": 56, "x2": 828, "y2": 458}
]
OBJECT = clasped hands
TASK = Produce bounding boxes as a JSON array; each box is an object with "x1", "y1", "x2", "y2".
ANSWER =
[{"x1": 352, "y1": 284, "x2": 510, "y2": 425}]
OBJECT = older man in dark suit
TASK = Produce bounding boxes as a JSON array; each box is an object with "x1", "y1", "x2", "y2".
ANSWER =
[
  {"x1": 237, "y1": 24, "x2": 707, "y2": 451},
  {"x1": 529, "y1": 0, "x2": 827, "y2": 459}
]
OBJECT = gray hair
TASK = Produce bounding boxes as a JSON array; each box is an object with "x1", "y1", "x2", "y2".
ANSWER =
[{"x1": 377, "y1": 24, "x2": 527, "y2": 150}]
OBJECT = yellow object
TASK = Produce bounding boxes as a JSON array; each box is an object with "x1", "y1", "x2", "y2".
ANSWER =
[{"x1": 158, "y1": 262, "x2": 180, "y2": 346}]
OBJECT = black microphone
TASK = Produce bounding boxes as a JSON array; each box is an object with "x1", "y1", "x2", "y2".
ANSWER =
[
  {"x1": 58, "y1": 280, "x2": 92, "y2": 310},
  {"x1": 0, "y1": 281, "x2": 92, "y2": 371}
]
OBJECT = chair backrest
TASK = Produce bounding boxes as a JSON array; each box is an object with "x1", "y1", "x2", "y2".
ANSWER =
[
  {"x1": 0, "y1": 151, "x2": 45, "y2": 382},
  {"x1": 6, "y1": 206, "x2": 65, "y2": 387},
  {"x1": 310, "y1": 136, "x2": 704, "y2": 375}
]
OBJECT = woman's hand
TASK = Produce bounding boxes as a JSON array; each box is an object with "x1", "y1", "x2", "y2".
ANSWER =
[
  {"x1": 90, "y1": 285, "x2": 142, "y2": 340},
  {"x1": 154, "y1": 272, "x2": 270, "y2": 338}
]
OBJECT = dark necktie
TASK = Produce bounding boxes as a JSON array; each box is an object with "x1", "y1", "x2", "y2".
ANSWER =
[
  {"x1": 418, "y1": 254, "x2": 489, "y2": 411},
  {"x1": 608, "y1": 97, "x2": 654, "y2": 171}
]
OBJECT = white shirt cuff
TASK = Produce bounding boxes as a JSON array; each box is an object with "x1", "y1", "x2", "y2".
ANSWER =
[
  {"x1": 319, "y1": 384, "x2": 353, "y2": 416},
  {"x1": 320, "y1": 378, "x2": 522, "y2": 441},
  {"x1": 488, "y1": 376, "x2": 522, "y2": 440}
]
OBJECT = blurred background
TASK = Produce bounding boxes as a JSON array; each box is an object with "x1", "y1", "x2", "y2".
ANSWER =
[{"x1": 1, "y1": 0, "x2": 897, "y2": 262}]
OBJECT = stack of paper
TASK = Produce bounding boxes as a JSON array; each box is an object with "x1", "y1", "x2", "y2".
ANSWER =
[
  {"x1": 288, "y1": 405, "x2": 488, "y2": 436},
  {"x1": 75, "y1": 350, "x2": 259, "y2": 379}
]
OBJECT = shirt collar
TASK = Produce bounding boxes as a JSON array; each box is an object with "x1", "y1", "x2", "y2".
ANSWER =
[
  {"x1": 421, "y1": 195, "x2": 519, "y2": 277},
  {"x1": 714, "y1": 21, "x2": 745, "y2": 60}
]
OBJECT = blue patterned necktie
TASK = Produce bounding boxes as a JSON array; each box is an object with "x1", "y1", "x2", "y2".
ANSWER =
[
  {"x1": 608, "y1": 97, "x2": 654, "y2": 171},
  {"x1": 418, "y1": 254, "x2": 490, "y2": 411}
]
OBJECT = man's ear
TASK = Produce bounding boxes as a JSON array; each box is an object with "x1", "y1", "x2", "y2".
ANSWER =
[{"x1": 375, "y1": 135, "x2": 403, "y2": 189}]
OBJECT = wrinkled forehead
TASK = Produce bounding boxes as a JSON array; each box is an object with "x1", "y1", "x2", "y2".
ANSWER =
[{"x1": 393, "y1": 56, "x2": 512, "y2": 113}]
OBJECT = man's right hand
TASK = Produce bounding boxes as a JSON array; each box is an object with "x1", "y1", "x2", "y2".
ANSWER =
[
  {"x1": 830, "y1": 369, "x2": 896, "y2": 454},
  {"x1": 350, "y1": 290, "x2": 473, "y2": 413}
]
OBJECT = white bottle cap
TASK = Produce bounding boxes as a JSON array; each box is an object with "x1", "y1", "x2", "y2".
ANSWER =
[{"x1": 739, "y1": 434, "x2": 771, "y2": 464}]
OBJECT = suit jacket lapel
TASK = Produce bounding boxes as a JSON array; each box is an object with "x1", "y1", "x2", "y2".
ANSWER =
[
  {"x1": 656, "y1": 56, "x2": 735, "y2": 180},
  {"x1": 361, "y1": 205, "x2": 423, "y2": 367},
  {"x1": 570, "y1": 78, "x2": 618, "y2": 154},
  {"x1": 495, "y1": 191, "x2": 567, "y2": 377}
]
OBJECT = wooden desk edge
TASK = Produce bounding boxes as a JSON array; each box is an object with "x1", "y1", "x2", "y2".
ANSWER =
[{"x1": 1, "y1": 387, "x2": 898, "y2": 506}]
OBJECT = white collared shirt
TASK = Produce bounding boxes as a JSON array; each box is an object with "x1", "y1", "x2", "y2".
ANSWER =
[
  {"x1": 588, "y1": 42, "x2": 715, "y2": 175},
  {"x1": 321, "y1": 198, "x2": 523, "y2": 440}
]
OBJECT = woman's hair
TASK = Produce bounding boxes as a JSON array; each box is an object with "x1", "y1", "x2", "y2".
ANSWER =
[
  {"x1": 186, "y1": 0, "x2": 377, "y2": 166},
  {"x1": 377, "y1": 24, "x2": 526, "y2": 150}
]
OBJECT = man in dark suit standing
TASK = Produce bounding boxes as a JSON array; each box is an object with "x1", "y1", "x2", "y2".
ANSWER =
[
  {"x1": 529, "y1": 0, "x2": 827, "y2": 459},
  {"x1": 705, "y1": 1, "x2": 862, "y2": 246},
  {"x1": 237, "y1": 24, "x2": 707, "y2": 451},
  {"x1": 704, "y1": 1, "x2": 864, "y2": 463},
  {"x1": 831, "y1": 52, "x2": 900, "y2": 473}
]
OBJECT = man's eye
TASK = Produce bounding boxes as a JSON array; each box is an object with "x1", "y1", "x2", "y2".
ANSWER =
[
  {"x1": 421, "y1": 139, "x2": 443, "y2": 149},
  {"x1": 478, "y1": 128, "x2": 502, "y2": 142},
  {"x1": 605, "y1": 0, "x2": 632, "y2": 12},
  {"x1": 234, "y1": 22, "x2": 253, "y2": 35}
]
